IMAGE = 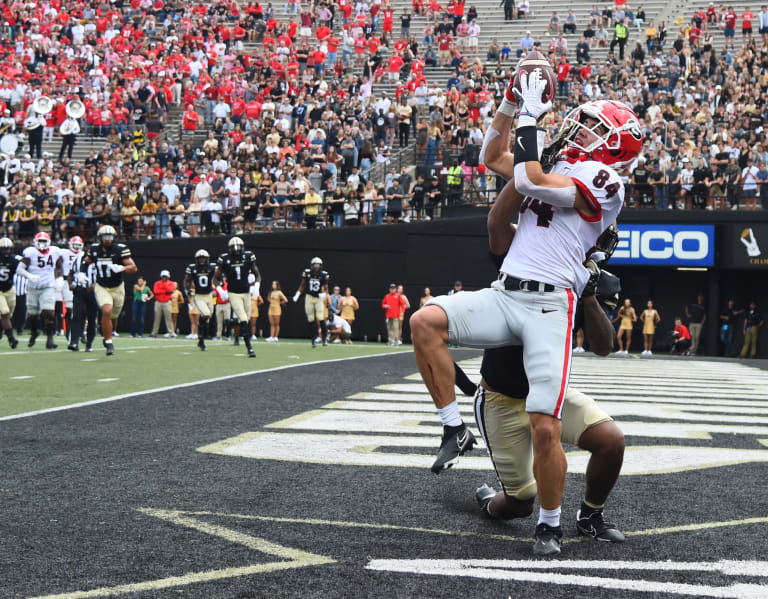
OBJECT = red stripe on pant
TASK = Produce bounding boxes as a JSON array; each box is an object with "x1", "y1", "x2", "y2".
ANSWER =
[{"x1": 554, "y1": 289, "x2": 575, "y2": 418}]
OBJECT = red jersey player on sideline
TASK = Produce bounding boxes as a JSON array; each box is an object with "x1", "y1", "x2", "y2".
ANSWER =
[{"x1": 410, "y1": 68, "x2": 642, "y2": 555}]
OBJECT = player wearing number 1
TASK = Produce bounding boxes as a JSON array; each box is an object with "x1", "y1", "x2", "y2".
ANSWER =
[
  {"x1": 213, "y1": 236, "x2": 261, "y2": 358},
  {"x1": 293, "y1": 257, "x2": 329, "y2": 348},
  {"x1": 184, "y1": 249, "x2": 216, "y2": 352},
  {"x1": 411, "y1": 69, "x2": 641, "y2": 555},
  {"x1": 85, "y1": 225, "x2": 138, "y2": 356}
]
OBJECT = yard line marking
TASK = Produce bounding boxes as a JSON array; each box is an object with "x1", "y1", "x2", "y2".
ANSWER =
[
  {"x1": 0, "y1": 350, "x2": 415, "y2": 422},
  {"x1": 30, "y1": 508, "x2": 334, "y2": 599},
  {"x1": 0, "y1": 343, "x2": 189, "y2": 357},
  {"x1": 81, "y1": 359, "x2": 98, "y2": 362},
  {"x1": 97, "y1": 378, "x2": 119, "y2": 383},
  {"x1": 10, "y1": 375, "x2": 34, "y2": 380}
]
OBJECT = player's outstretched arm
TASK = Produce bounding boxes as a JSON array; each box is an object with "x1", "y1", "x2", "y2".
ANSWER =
[
  {"x1": 582, "y1": 295, "x2": 615, "y2": 356},
  {"x1": 212, "y1": 265, "x2": 224, "y2": 287},
  {"x1": 487, "y1": 177, "x2": 521, "y2": 256},
  {"x1": 121, "y1": 257, "x2": 137, "y2": 275}
]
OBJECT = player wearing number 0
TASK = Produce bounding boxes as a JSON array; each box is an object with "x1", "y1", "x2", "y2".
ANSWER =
[
  {"x1": 184, "y1": 249, "x2": 216, "y2": 352},
  {"x1": 410, "y1": 69, "x2": 642, "y2": 554},
  {"x1": 84, "y1": 225, "x2": 138, "y2": 356},
  {"x1": 0, "y1": 237, "x2": 20, "y2": 348},
  {"x1": 17, "y1": 232, "x2": 64, "y2": 349},
  {"x1": 213, "y1": 236, "x2": 260, "y2": 358},
  {"x1": 292, "y1": 257, "x2": 329, "y2": 348}
]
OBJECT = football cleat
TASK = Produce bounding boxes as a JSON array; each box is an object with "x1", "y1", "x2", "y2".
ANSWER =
[
  {"x1": 46, "y1": 337, "x2": 57, "y2": 350},
  {"x1": 431, "y1": 424, "x2": 477, "y2": 474},
  {"x1": 247, "y1": 348, "x2": 256, "y2": 358},
  {"x1": 103, "y1": 339, "x2": 114, "y2": 356},
  {"x1": 475, "y1": 484, "x2": 497, "y2": 517},
  {"x1": 576, "y1": 508, "x2": 625, "y2": 543},
  {"x1": 28, "y1": 331, "x2": 38, "y2": 347},
  {"x1": 67, "y1": 344, "x2": 79, "y2": 351},
  {"x1": 198, "y1": 337, "x2": 206, "y2": 351},
  {"x1": 533, "y1": 523, "x2": 563, "y2": 556},
  {"x1": 311, "y1": 337, "x2": 317, "y2": 348},
  {"x1": 9, "y1": 337, "x2": 18, "y2": 349}
]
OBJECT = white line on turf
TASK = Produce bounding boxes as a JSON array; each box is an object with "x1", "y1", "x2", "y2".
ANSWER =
[
  {"x1": 10, "y1": 375, "x2": 34, "y2": 380},
  {"x1": 97, "y1": 378, "x2": 119, "y2": 382},
  {"x1": 0, "y1": 350, "x2": 415, "y2": 422}
]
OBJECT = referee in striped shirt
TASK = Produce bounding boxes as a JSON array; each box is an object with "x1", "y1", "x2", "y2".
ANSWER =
[
  {"x1": 67, "y1": 251, "x2": 98, "y2": 352},
  {"x1": 13, "y1": 273, "x2": 27, "y2": 335}
]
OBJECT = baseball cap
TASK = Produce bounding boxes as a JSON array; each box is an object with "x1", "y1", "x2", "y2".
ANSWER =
[
  {"x1": 160, "y1": 269, "x2": 170, "y2": 278},
  {"x1": 389, "y1": 283, "x2": 396, "y2": 288},
  {"x1": 454, "y1": 280, "x2": 462, "y2": 286}
]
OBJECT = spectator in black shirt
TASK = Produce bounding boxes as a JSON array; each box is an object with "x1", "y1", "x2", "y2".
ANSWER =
[
  {"x1": 740, "y1": 301, "x2": 764, "y2": 358},
  {"x1": 576, "y1": 37, "x2": 590, "y2": 62},
  {"x1": 410, "y1": 174, "x2": 427, "y2": 220},
  {"x1": 685, "y1": 294, "x2": 706, "y2": 355},
  {"x1": 385, "y1": 177, "x2": 405, "y2": 223},
  {"x1": 720, "y1": 298, "x2": 744, "y2": 356}
]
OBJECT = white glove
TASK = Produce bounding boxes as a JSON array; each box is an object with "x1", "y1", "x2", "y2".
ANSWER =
[
  {"x1": 740, "y1": 228, "x2": 761, "y2": 257},
  {"x1": 110, "y1": 263, "x2": 126, "y2": 273},
  {"x1": 292, "y1": 291, "x2": 301, "y2": 302},
  {"x1": 318, "y1": 292, "x2": 326, "y2": 302},
  {"x1": 74, "y1": 272, "x2": 88, "y2": 285},
  {"x1": 27, "y1": 273, "x2": 40, "y2": 283},
  {"x1": 516, "y1": 70, "x2": 552, "y2": 125}
]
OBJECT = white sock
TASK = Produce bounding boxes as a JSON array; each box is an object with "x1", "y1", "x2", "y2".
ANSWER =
[
  {"x1": 437, "y1": 401, "x2": 462, "y2": 427},
  {"x1": 537, "y1": 506, "x2": 561, "y2": 527}
]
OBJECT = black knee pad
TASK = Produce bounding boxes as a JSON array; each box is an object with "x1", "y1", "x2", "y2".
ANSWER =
[
  {"x1": 41, "y1": 311, "x2": 55, "y2": 327},
  {"x1": 240, "y1": 322, "x2": 249, "y2": 336}
]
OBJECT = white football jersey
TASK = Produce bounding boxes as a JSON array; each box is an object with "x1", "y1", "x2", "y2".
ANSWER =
[
  {"x1": 60, "y1": 248, "x2": 80, "y2": 276},
  {"x1": 501, "y1": 159, "x2": 624, "y2": 295},
  {"x1": 23, "y1": 245, "x2": 63, "y2": 289}
]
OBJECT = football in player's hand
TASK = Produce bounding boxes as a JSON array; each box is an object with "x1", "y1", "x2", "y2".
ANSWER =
[{"x1": 512, "y1": 50, "x2": 557, "y2": 103}]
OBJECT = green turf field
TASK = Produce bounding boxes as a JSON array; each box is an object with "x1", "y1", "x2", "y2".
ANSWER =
[{"x1": 0, "y1": 336, "x2": 409, "y2": 418}]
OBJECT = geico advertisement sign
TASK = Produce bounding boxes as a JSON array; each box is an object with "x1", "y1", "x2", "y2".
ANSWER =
[{"x1": 611, "y1": 224, "x2": 715, "y2": 266}]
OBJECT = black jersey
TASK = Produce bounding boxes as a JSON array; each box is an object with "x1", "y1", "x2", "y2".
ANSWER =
[
  {"x1": 217, "y1": 251, "x2": 256, "y2": 294},
  {"x1": 185, "y1": 262, "x2": 216, "y2": 294},
  {"x1": 301, "y1": 268, "x2": 329, "y2": 297},
  {"x1": 88, "y1": 242, "x2": 132, "y2": 287},
  {"x1": 0, "y1": 253, "x2": 21, "y2": 292}
]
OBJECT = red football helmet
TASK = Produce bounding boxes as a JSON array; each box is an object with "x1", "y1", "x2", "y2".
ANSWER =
[
  {"x1": 560, "y1": 100, "x2": 643, "y2": 169},
  {"x1": 69, "y1": 235, "x2": 84, "y2": 253},
  {"x1": 33, "y1": 232, "x2": 51, "y2": 253}
]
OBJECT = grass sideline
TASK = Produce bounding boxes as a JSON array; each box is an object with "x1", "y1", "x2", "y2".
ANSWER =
[{"x1": 0, "y1": 336, "x2": 409, "y2": 418}]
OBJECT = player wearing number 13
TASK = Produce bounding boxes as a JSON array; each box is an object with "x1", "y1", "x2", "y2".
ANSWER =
[
  {"x1": 411, "y1": 69, "x2": 642, "y2": 554},
  {"x1": 213, "y1": 236, "x2": 261, "y2": 358},
  {"x1": 85, "y1": 225, "x2": 138, "y2": 356},
  {"x1": 293, "y1": 257, "x2": 329, "y2": 348}
]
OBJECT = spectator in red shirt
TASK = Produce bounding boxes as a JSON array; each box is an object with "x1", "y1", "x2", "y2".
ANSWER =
[
  {"x1": 382, "y1": 283, "x2": 407, "y2": 345},
  {"x1": 742, "y1": 7, "x2": 755, "y2": 45},
  {"x1": 556, "y1": 55, "x2": 571, "y2": 97},
  {"x1": 724, "y1": 7, "x2": 737, "y2": 49},
  {"x1": 151, "y1": 270, "x2": 176, "y2": 338},
  {"x1": 672, "y1": 317, "x2": 692, "y2": 355},
  {"x1": 388, "y1": 53, "x2": 404, "y2": 82}
]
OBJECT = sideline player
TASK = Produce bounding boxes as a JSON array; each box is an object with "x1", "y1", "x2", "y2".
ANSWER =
[
  {"x1": 67, "y1": 240, "x2": 98, "y2": 352},
  {"x1": 292, "y1": 257, "x2": 329, "y2": 348},
  {"x1": 410, "y1": 72, "x2": 642, "y2": 553},
  {"x1": 184, "y1": 249, "x2": 216, "y2": 352},
  {"x1": 17, "y1": 232, "x2": 63, "y2": 349},
  {"x1": 0, "y1": 237, "x2": 20, "y2": 348},
  {"x1": 60, "y1": 236, "x2": 83, "y2": 345},
  {"x1": 213, "y1": 236, "x2": 260, "y2": 358},
  {"x1": 84, "y1": 225, "x2": 137, "y2": 356}
]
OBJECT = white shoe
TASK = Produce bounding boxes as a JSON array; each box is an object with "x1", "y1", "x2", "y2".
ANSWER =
[
  {"x1": 641, "y1": 350, "x2": 648, "y2": 355},
  {"x1": 251, "y1": 335, "x2": 258, "y2": 341},
  {"x1": 314, "y1": 336, "x2": 322, "y2": 343},
  {"x1": 163, "y1": 333, "x2": 171, "y2": 338},
  {"x1": 623, "y1": 350, "x2": 629, "y2": 355},
  {"x1": 573, "y1": 346, "x2": 585, "y2": 353},
  {"x1": 647, "y1": 350, "x2": 653, "y2": 355},
  {"x1": 332, "y1": 339, "x2": 341, "y2": 343},
  {"x1": 113, "y1": 331, "x2": 120, "y2": 337},
  {"x1": 186, "y1": 333, "x2": 197, "y2": 339},
  {"x1": 273, "y1": 337, "x2": 279, "y2": 342},
  {"x1": 397, "y1": 340, "x2": 403, "y2": 345}
]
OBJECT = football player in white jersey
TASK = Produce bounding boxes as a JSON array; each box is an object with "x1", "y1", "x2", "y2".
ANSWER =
[
  {"x1": 410, "y1": 71, "x2": 642, "y2": 555},
  {"x1": 16, "y1": 232, "x2": 64, "y2": 349},
  {"x1": 60, "y1": 236, "x2": 83, "y2": 345}
]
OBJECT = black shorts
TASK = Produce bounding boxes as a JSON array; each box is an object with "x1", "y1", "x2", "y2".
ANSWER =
[
  {"x1": 387, "y1": 210, "x2": 402, "y2": 219},
  {"x1": 244, "y1": 207, "x2": 258, "y2": 222},
  {"x1": 743, "y1": 27, "x2": 753, "y2": 34}
]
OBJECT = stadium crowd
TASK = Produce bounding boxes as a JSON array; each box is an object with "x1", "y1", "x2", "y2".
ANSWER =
[{"x1": 0, "y1": 0, "x2": 764, "y2": 249}]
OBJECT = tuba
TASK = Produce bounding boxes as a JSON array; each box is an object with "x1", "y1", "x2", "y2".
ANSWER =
[
  {"x1": 32, "y1": 95, "x2": 53, "y2": 115},
  {"x1": 60, "y1": 118, "x2": 80, "y2": 136},
  {"x1": 65, "y1": 99, "x2": 85, "y2": 119}
]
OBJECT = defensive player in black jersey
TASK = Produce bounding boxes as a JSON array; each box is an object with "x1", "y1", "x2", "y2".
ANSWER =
[
  {"x1": 213, "y1": 236, "x2": 261, "y2": 358},
  {"x1": 184, "y1": 249, "x2": 216, "y2": 352},
  {"x1": 0, "y1": 237, "x2": 20, "y2": 348},
  {"x1": 84, "y1": 225, "x2": 137, "y2": 356},
  {"x1": 292, "y1": 256, "x2": 329, "y2": 347}
]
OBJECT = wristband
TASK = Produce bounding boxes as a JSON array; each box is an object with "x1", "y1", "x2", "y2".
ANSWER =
[{"x1": 513, "y1": 125, "x2": 539, "y2": 164}]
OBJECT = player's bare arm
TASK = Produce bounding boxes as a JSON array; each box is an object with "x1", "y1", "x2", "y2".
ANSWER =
[
  {"x1": 487, "y1": 178, "x2": 522, "y2": 256},
  {"x1": 121, "y1": 256, "x2": 137, "y2": 275},
  {"x1": 581, "y1": 296, "x2": 615, "y2": 356},
  {"x1": 183, "y1": 273, "x2": 193, "y2": 295},
  {"x1": 212, "y1": 265, "x2": 224, "y2": 287}
]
